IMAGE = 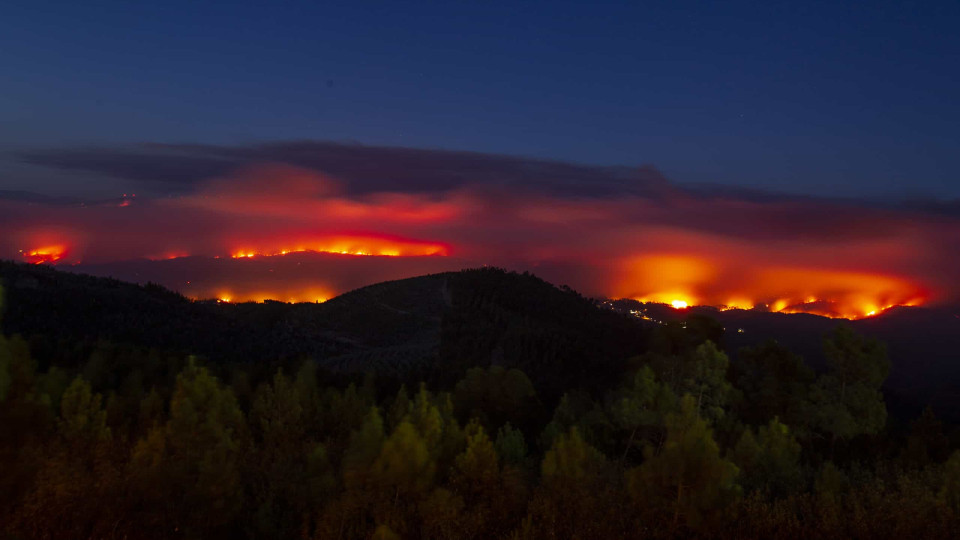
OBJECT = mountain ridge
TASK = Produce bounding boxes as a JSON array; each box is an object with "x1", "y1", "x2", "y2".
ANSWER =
[{"x1": 2, "y1": 260, "x2": 958, "y2": 418}]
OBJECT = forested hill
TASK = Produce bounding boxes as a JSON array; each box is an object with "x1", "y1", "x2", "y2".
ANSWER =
[
  {"x1": 608, "y1": 298, "x2": 960, "y2": 421},
  {"x1": 5, "y1": 260, "x2": 960, "y2": 538},
  {"x1": 0, "y1": 260, "x2": 352, "y2": 366},
  {"x1": 3, "y1": 260, "x2": 959, "y2": 417},
  {"x1": 0, "y1": 261, "x2": 646, "y2": 400}
]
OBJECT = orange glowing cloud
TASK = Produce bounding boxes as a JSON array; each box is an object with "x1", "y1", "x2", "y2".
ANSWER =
[
  {"x1": 3, "y1": 150, "x2": 959, "y2": 318},
  {"x1": 176, "y1": 164, "x2": 464, "y2": 225},
  {"x1": 614, "y1": 252, "x2": 928, "y2": 319},
  {"x1": 616, "y1": 254, "x2": 716, "y2": 307}
]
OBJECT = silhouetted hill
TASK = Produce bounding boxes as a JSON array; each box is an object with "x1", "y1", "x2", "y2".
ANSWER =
[
  {"x1": 4, "y1": 260, "x2": 958, "y2": 417},
  {"x1": 0, "y1": 262, "x2": 646, "y2": 400},
  {"x1": 610, "y1": 299, "x2": 960, "y2": 420},
  {"x1": 0, "y1": 260, "x2": 356, "y2": 367}
]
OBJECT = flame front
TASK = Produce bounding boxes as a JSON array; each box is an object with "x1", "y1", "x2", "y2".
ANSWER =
[
  {"x1": 229, "y1": 234, "x2": 450, "y2": 259},
  {"x1": 618, "y1": 254, "x2": 928, "y2": 320},
  {"x1": 211, "y1": 286, "x2": 335, "y2": 304},
  {"x1": 23, "y1": 245, "x2": 67, "y2": 264}
]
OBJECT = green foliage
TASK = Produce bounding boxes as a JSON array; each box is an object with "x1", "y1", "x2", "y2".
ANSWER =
[
  {"x1": 343, "y1": 406, "x2": 386, "y2": 490},
  {"x1": 323, "y1": 382, "x2": 373, "y2": 445},
  {"x1": 606, "y1": 365, "x2": 676, "y2": 462},
  {"x1": 370, "y1": 421, "x2": 435, "y2": 497},
  {"x1": 407, "y1": 384, "x2": 445, "y2": 452},
  {"x1": 130, "y1": 358, "x2": 245, "y2": 536},
  {"x1": 0, "y1": 335, "x2": 40, "y2": 403},
  {"x1": 58, "y1": 376, "x2": 110, "y2": 446},
  {"x1": 541, "y1": 427, "x2": 607, "y2": 487},
  {"x1": 247, "y1": 369, "x2": 336, "y2": 538},
  {"x1": 810, "y1": 326, "x2": 889, "y2": 442},
  {"x1": 685, "y1": 341, "x2": 733, "y2": 422},
  {"x1": 540, "y1": 391, "x2": 614, "y2": 453},
  {"x1": 733, "y1": 340, "x2": 814, "y2": 429},
  {"x1": 731, "y1": 418, "x2": 801, "y2": 496},
  {"x1": 609, "y1": 365, "x2": 661, "y2": 430},
  {"x1": 454, "y1": 421, "x2": 499, "y2": 489},
  {"x1": 940, "y1": 451, "x2": 960, "y2": 511},
  {"x1": 251, "y1": 369, "x2": 304, "y2": 446},
  {"x1": 453, "y1": 365, "x2": 538, "y2": 431},
  {"x1": 645, "y1": 340, "x2": 732, "y2": 424},
  {"x1": 628, "y1": 395, "x2": 740, "y2": 528},
  {"x1": 495, "y1": 422, "x2": 528, "y2": 467},
  {"x1": 4, "y1": 264, "x2": 960, "y2": 538},
  {"x1": 387, "y1": 384, "x2": 411, "y2": 431}
]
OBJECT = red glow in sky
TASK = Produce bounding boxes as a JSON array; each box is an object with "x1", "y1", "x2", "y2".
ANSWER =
[
  {"x1": 616, "y1": 254, "x2": 927, "y2": 319},
  {"x1": 3, "y1": 163, "x2": 957, "y2": 318}
]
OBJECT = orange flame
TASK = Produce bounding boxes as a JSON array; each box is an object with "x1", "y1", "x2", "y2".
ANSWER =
[
  {"x1": 209, "y1": 286, "x2": 334, "y2": 304},
  {"x1": 23, "y1": 245, "x2": 67, "y2": 265},
  {"x1": 229, "y1": 234, "x2": 450, "y2": 259},
  {"x1": 617, "y1": 254, "x2": 927, "y2": 320}
]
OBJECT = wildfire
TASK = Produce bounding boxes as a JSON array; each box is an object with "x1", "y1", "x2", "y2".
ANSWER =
[
  {"x1": 719, "y1": 298, "x2": 755, "y2": 311},
  {"x1": 229, "y1": 235, "x2": 450, "y2": 259},
  {"x1": 207, "y1": 287, "x2": 333, "y2": 304},
  {"x1": 23, "y1": 245, "x2": 67, "y2": 264},
  {"x1": 619, "y1": 254, "x2": 928, "y2": 320},
  {"x1": 769, "y1": 297, "x2": 923, "y2": 320}
]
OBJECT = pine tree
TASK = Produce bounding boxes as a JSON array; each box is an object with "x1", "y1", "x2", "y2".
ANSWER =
[
  {"x1": 810, "y1": 327, "x2": 889, "y2": 447},
  {"x1": 628, "y1": 395, "x2": 739, "y2": 530}
]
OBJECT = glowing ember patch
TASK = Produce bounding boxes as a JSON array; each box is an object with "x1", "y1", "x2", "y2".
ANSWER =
[{"x1": 24, "y1": 245, "x2": 67, "y2": 264}]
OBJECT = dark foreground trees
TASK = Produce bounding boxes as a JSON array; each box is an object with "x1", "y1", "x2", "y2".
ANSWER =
[{"x1": 1, "y1": 284, "x2": 959, "y2": 540}]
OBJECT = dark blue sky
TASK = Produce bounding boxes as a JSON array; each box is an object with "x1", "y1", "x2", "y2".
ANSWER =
[{"x1": 3, "y1": 0, "x2": 959, "y2": 198}]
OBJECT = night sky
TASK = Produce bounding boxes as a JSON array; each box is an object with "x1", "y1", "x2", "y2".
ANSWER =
[{"x1": 2, "y1": 1, "x2": 959, "y2": 316}]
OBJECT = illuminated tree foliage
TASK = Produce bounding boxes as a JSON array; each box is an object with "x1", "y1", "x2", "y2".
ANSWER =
[
  {"x1": 732, "y1": 339, "x2": 815, "y2": 430},
  {"x1": 628, "y1": 395, "x2": 740, "y2": 530},
  {"x1": 731, "y1": 418, "x2": 802, "y2": 497},
  {"x1": 129, "y1": 358, "x2": 246, "y2": 537},
  {"x1": 810, "y1": 326, "x2": 890, "y2": 446}
]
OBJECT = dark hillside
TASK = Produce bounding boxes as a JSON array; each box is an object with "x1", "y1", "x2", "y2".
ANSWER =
[
  {"x1": 0, "y1": 260, "x2": 350, "y2": 367},
  {"x1": 440, "y1": 268, "x2": 646, "y2": 398},
  {"x1": 610, "y1": 298, "x2": 960, "y2": 420},
  {"x1": 0, "y1": 263, "x2": 648, "y2": 400}
]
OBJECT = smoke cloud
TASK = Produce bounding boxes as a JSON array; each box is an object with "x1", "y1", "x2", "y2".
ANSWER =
[{"x1": 5, "y1": 142, "x2": 958, "y2": 318}]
